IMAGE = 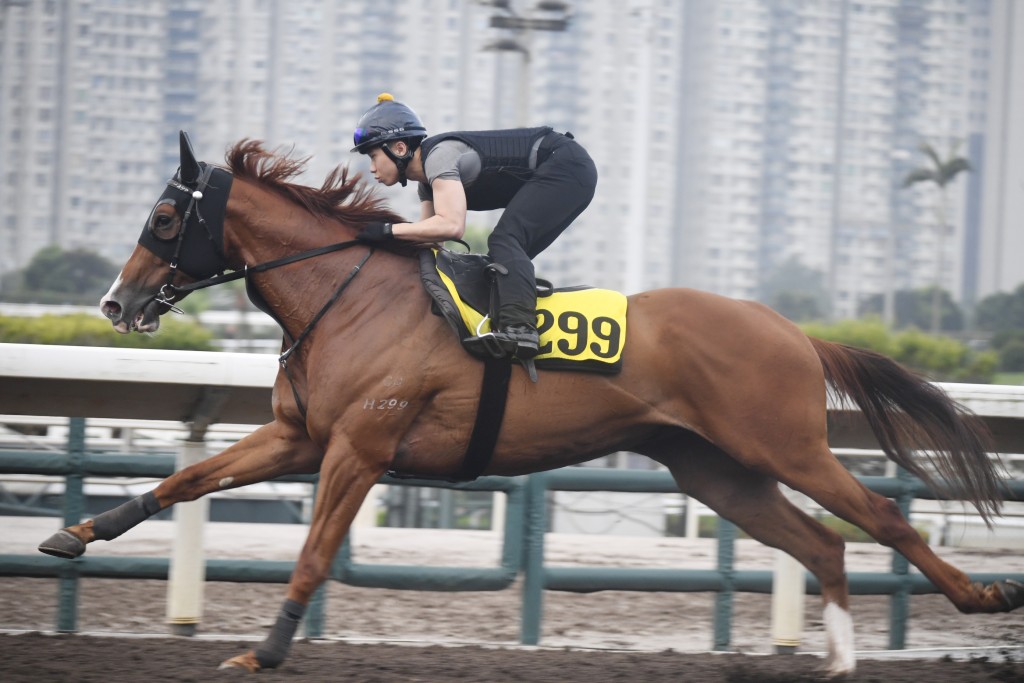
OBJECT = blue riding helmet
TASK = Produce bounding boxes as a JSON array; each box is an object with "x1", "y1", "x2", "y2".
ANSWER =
[
  {"x1": 352, "y1": 93, "x2": 426, "y2": 187},
  {"x1": 351, "y1": 93, "x2": 427, "y2": 154}
]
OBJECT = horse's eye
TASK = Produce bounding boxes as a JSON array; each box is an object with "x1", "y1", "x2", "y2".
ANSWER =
[{"x1": 148, "y1": 200, "x2": 179, "y2": 240}]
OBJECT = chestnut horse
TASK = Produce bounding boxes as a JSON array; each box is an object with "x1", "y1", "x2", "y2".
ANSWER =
[{"x1": 40, "y1": 133, "x2": 1021, "y2": 676}]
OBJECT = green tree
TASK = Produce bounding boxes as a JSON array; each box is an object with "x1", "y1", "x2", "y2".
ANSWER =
[
  {"x1": 998, "y1": 340, "x2": 1024, "y2": 372},
  {"x1": 991, "y1": 329, "x2": 1024, "y2": 350},
  {"x1": 858, "y1": 287, "x2": 963, "y2": 332},
  {"x1": 802, "y1": 318, "x2": 897, "y2": 357},
  {"x1": 986, "y1": 329, "x2": 1024, "y2": 373},
  {"x1": 975, "y1": 283, "x2": 1024, "y2": 333},
  {"x1": 760, "y1": 257, "x2": 830, "y2": 322},
  {"x1": 5, "y1": 246, "x2": 120, "y2": 304},
  {"x1": 902, "y1": 140, "x2": 971, "y2": 334},
  {"x1": 25, "y1": 246, "x2": 119, "y2": 294},
  {"x1": 801, "y1": 317, "x2": 995, "y2": 382},
  {"x1": 772, "y1": 291, "x2": 824, "y2": 323}
]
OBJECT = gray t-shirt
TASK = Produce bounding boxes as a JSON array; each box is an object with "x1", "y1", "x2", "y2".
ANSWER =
[{"x1": 417, "y1": 140, "x2": 482, "y2": 203}]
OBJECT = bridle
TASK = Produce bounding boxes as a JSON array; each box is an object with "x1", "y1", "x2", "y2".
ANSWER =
[
  {"x1": 152, "y1": 166, "x2": 220, "y2": 313},
  {"x1": 138, "y1": 162, "x2": 231, "y2": 314}
]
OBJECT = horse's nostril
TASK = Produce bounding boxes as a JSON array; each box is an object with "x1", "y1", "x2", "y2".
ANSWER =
[{"x1": 101, "y1": 300, "x2": 122, "y2": 321}]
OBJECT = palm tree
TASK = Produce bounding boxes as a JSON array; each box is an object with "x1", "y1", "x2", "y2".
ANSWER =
[{"x1": 901, "y1": 141, "x2": 970, "y2": 334}]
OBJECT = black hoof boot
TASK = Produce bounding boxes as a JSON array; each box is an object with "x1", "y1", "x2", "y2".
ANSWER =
[
  {"x1": 995, "y1": 579, "x2": 1024, "y2": 610},
  {"x1": 38, "y1": 529, "x2": 87, "y2": 559}
]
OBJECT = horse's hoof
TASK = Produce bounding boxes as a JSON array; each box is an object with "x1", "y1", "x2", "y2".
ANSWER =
[
  {"x1": 995, "y1": 579, "x2": 1024, "y2": 610},
  {"x1": 824, "y1": 665, "x2": 854, "y2": 679},
  {"x1": 218, "y1": 653, "x2": 261, "y2": 673},
  {"x1": 38, "y1": 529, "x2": 86, "y2": 559},
  {"x1": 823, "y1": 656, "x2": 855, "y2": 678}
]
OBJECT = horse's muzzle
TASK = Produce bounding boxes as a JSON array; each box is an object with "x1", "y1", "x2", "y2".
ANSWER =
[{"x1": 99, "y1": 295, "x2": 162, "y2": 334}]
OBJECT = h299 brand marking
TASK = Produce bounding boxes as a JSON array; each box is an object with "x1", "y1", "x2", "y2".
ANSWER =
[{"x1": 363, "y1": 398, "x2": 409, "y2": 410}]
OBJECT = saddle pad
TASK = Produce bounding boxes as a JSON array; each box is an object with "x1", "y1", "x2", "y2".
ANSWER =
[{"x1": 419, "y1": 249, "x2": 627, "y2": 374}]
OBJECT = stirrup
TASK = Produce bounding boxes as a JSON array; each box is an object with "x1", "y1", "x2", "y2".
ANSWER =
[
  {"x1": 463, "y1": 315, "x2": 515, "y2": 359},
  {"x1": 463, "y1": 331, "x2": 513, "y2": 359}
]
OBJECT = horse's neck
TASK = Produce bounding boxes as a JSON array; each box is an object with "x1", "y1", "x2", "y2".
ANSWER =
[
  {"x1": 224, "y1": 184, "x2": 419, "y2": 343},
  {"x1": 225, "y1": 184, "x2": 345, "y2": 264}
]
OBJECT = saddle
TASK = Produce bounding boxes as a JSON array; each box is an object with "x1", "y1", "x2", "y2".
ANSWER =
[{"x1": 418, "y1": 249, "x2": 627, "y2": 375}]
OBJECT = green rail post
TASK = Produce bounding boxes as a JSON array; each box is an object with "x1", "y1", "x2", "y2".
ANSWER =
[
  {"x1": 520, "y1": 473, "x2": 548, "y2": 645},
  {"x1": 305, "y1": 531, "x2": 354, "y2": 639},
  {"x1": 57, "y1": 417, "x2": 86, "y2": 632},
  {"x1": 304, "y1": 480, "x2": 326, "y2": 637},
  {"x1": 305, "y1": 584, "x2": 326, "y2": 638},
  {"x1": 888, "y1": 467, "x2": 913, "y2": 649},
  {"x1": 713, "y1": 517, "x2": 736, "y2": 650}
]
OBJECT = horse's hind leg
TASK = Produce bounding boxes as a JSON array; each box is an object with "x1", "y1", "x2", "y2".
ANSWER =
[
  {"x1": 38, "y1": 419, "x2": 323, "y2": 558},
  {"x1": 777, "y1": 450, "x2": 1018, "y2": 614},
  {"x1": 650, "y1": 441, "x2": 856, "y2": 677}
]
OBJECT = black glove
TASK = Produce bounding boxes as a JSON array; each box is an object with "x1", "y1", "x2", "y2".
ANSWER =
[{"x1": 357, "y1": 222, "x2": 394, "y2": 243}]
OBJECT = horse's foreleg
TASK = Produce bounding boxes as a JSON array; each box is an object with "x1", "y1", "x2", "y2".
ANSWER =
[
  {"x1": 651, "y1": 442, "x2": 855, "y2": 677},
  {"x1": 221, "y1": 434, "x2": 388, "y2": 673},
  {"x1": 38, "y1": 420, "x2": 322, "y2": 559}
]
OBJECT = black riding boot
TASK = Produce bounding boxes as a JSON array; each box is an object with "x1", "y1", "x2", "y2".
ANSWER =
[{"x1": 492, "y1": 288, "x2": 539, "y2": 360}]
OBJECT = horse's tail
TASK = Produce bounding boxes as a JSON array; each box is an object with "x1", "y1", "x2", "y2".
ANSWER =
[{"x1": 808, "y1": 336, "x2": 1003, "y2": 524}]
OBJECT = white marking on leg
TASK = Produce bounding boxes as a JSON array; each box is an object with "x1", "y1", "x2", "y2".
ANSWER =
[
  {"x1": 219, "y1": 477, "x2": 234, "y2": 488},
  {"x1": 823, "y1": 602, "x2": 856, "y2": 676}
]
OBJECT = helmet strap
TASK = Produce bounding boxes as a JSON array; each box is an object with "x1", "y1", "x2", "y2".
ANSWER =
[{"x1": 381, "y1": 143, "x2": 414, "y2": 187}]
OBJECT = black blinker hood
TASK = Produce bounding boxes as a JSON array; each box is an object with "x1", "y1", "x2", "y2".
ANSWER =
[{"x1": 138, "y1": 132, "x2": 233, "y2": 279}]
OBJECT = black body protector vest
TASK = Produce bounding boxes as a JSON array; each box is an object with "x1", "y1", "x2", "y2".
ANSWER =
[{"x1": 418, "y1": 126, "x2": 554, "y2": 211}]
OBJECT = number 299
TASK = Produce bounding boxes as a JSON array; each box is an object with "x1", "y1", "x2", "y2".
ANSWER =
[{"x1": 536, "y1": 310, "x2": 622, "y2": 359}]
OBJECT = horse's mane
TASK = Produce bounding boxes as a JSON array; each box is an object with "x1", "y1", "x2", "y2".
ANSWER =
[{"x1": 225, "y1": 139, "x2": 406, "y2": 226}]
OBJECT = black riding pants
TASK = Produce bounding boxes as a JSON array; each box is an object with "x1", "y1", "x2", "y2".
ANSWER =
[{"x1": 487, "y1": 135, "x2": 598, "y2": 328}]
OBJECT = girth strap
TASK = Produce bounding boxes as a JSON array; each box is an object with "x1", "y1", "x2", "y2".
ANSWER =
[{"x1": 455, "y1": 354, "x2": 513, "y2": 481}]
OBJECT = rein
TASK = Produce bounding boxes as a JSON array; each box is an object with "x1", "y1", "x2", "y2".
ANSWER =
[{"x1": 161, "y1": 239, "x2": 366, "y2": 300}]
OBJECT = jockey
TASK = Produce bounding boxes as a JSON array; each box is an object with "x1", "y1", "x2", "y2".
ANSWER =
[{"x1": 351, "y1": 93, "x2": 598, "y2": 360}]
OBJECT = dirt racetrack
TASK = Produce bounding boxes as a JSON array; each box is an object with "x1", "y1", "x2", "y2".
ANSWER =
[
  {"x1": 2, "y1": 518, "x2": 1023, "y2": 682},
  {"x1": 4, "y1": 632, "x2": 1024, "y2": 683}
]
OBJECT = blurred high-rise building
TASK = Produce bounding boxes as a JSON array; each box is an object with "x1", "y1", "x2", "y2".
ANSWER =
[
  {"x1": 970, "y1": 0, "x2": 1024, "y2": 307},
  {"x1": 0, "y1": 0, "x2": 167, "y2": 272},
  {"x1": 673, "y1": 0, "x2": 1021, "y2": 320},
  {"x1": 0, "y1": 0, "x2": 1020, "y2": 323}
]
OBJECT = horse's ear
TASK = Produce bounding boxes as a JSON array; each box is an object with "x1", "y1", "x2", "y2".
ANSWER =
[{"x1": 179, "y1": 131, "x2": 201, "y2": 184}]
